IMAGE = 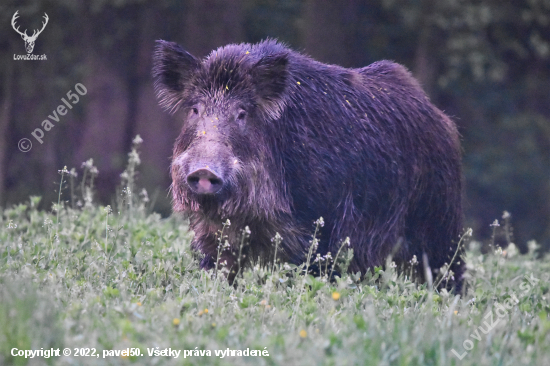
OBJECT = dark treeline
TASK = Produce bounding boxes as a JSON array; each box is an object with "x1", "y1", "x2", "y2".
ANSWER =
[{"x1": 0, "y1": 0, "x2": 549, "y2": 251}]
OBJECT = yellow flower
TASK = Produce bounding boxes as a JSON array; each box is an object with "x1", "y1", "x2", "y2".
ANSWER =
[
  {"x1": 198, "y1": 310, "x2": 204, "y2": 316},
  {"x1": 454, "y1": 310, "x2": 458, "y2": 315},
  {"x1": 173, "y1": 318, "x2": 180, "y2": 325},
  {"x1": 204, "y1": 308, "x2": 209, "y2": 314},
  {"x1": 211, "y1": 322, "x2": 216, "y2": 327},
  {"x1": 137, "y1": 302, "x2": 142, "y2": 306},
  {"x1": 299, "y1": 329, "x2": 307, "y2": 338},
  {"x1": 332, "y1": 292, "x2": 341, "y2": 301}
]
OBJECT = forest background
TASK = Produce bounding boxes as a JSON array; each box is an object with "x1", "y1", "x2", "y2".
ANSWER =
[{"x1": 0, "y1": 0, "x2": 549, "y2": 251}]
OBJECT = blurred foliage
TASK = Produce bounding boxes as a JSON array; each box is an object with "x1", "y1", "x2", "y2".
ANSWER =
[{"x1": 0, "y1": 0, "x2": 548, "y2": 250}]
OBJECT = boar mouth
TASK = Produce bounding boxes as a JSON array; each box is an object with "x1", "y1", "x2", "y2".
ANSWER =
[
  {"x1": 172, "y1": 178, "x2": 230, "y2": 215},
  {"x1": 193, "y1": 193, "x2": 226, "y2": 215}
]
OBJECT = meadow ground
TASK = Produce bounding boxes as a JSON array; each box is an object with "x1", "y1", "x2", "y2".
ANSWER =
[{"x1": 1, "y1": 145, "x2": 549, "y2": 365}]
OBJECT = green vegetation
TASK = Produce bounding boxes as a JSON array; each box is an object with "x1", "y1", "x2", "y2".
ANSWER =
[{"x1": 1, "y1": 145, "x2": 549, "y2": 365}]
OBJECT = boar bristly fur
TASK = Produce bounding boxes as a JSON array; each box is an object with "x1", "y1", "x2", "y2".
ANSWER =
[{"x1": 153, "y1": 39, "x2": 465, "y2": 290}]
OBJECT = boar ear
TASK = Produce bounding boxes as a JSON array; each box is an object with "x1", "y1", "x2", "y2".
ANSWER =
[
  {"x1": 153, "y1": 40, "x2": 200, "y2": 113},
  {"x1": 251, "y1": 52, "x2": 288, "y2": 119}
]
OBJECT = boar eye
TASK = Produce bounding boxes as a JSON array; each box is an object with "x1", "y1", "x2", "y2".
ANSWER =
[
  {"x1": 237, "y1": 109, "x2": 247, "y2": 120},
  {"x1": 192, "y1": 107, "x2": 199, "y2": 115}
]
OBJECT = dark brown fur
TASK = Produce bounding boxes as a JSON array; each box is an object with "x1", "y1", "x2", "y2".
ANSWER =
[{"x1": 153, "y1": 39, "x2": 465, "y2": 290}]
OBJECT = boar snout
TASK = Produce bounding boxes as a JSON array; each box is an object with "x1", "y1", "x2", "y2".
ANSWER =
[{"x1": 186, "y1": 168, "x2": 224, "y2": 194}]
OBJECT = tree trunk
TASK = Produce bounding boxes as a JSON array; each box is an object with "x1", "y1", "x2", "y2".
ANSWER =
[
  {"x1": 183, "y1": 0, "x2": 244, "y2": 57},
  {"x1": 413, "y1": 0, "x2": 437, "y2": 98},
  {"x1": 303, "y1": 0, "x2": 360, "y2": 67},
  {"x1": 133, "y1": 8, "x2": 178, "y2": 214},
  {"x1": 74, "y1": 3, "x2": 129, "y2": 203},
  {"x1": 0, "y1": 61, "x2": 13, "y2": 206}
]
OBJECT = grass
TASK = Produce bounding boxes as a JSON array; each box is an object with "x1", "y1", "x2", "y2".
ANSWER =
[{"x1": 1, "y1": 140, "x2": 549, "y2": 365}]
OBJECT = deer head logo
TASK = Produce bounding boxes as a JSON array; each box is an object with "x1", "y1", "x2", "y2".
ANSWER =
[{"x1": 12, "y1": 11, "x2": 49, "y2": 54}]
